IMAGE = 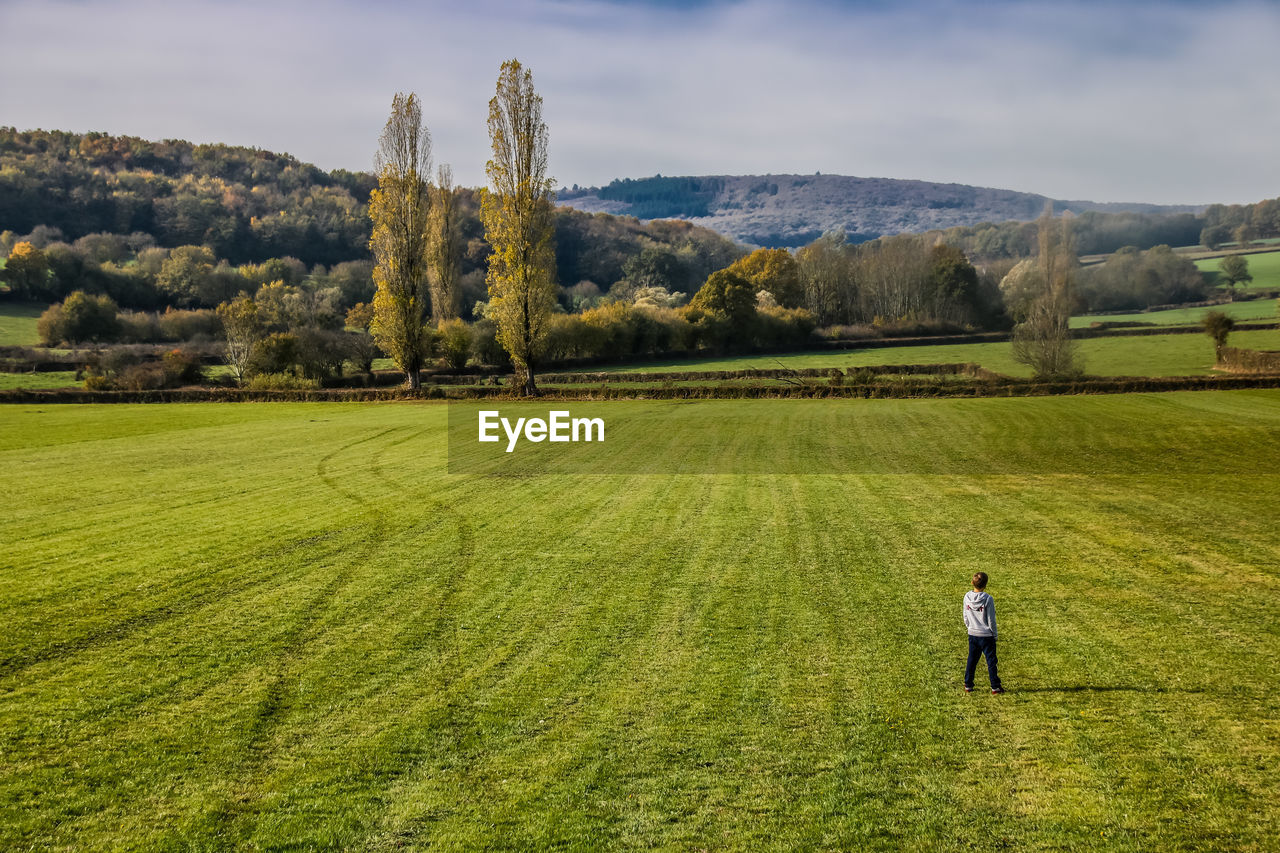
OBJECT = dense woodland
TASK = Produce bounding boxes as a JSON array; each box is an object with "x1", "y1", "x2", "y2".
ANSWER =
[
  {"x1": 563, "y1": 176, "x2": 727, "y2": 219},
  {"x1": 0, "y1": 128, "x2": 742, "y2": 316},
  {"x1": 3, "y1": 128, "x2": 1279, "y2": 380},
  {"x1": 0, "y1": 128, "x2": 376, "y2": 265}
]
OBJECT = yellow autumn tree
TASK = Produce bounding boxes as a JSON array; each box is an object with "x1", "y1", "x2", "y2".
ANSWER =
[
  {"x1": 369, "y1": 92, "x2": 433, "y2": 388},
  {"x1": 480, "y1": 59, "x2": 557, "y2": 396},
  {"x1": 727, "y1": 248, "x2": 803, "y2": 308},
  {"x1": 3, "y1": 241, "x2": 50, "y2": 299}
]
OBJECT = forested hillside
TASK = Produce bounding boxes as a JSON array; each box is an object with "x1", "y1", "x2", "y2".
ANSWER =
[
  {"x1": 0, "y1": 128, "x2": 743, "y2": 315},
  {"x1": 5, "y1": 128, "x2": 1280, "y2": 381},
  {"x1": 560, "y1": 173, "x2": 1206, "y2": 248},
  {"x1": 0, "y1": 128, "x2": 376, "y2": 266}
]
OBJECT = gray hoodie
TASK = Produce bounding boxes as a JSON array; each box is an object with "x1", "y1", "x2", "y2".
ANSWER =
[{"x1": 963, "y1": 590, "x2": 997, "y2": 638}]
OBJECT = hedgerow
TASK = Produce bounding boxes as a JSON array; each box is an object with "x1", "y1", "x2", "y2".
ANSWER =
[{"x1": 6, "y1": 372, "x2": 1280, "y2": 404}]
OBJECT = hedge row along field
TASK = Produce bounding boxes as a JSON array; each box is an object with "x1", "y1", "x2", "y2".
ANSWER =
[
  {"x1": 2, "y1": 394, "x2": 1279, "y2": 849},
  {"x1": 573, "y1": 328, "x2": 1280, "y2": 378},
  {"x1": 1217, "y1": 346, "x2": 1280, "y2": 373},
  {"x1": 19, "y1": 325, "x2": 1278, "y2": 396},
  {"x1": 6, "y1": 372, "x2": 1280, "y2": 404},
  {"x1": 429, "y1": 363, "x2": 999, "y2": 386},
  {"x1": 1070, "y1": 294, "x2": 1278, "y2": 328}
]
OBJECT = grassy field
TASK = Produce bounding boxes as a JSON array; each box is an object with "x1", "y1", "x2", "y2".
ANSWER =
[
  {"x1": 0, "y1": 301, "x2": 47, "y2": 346},
  {"x1": 1081, "y1": 243, "x2": 1280, "y2": 266},
  {"x1": 576, "y1": 328, "x2": 1280, "y2": 379},
  {"x1": 0, "y1": 371, "x2": 80, "y2": 390},
  {"x1": 1197, "y1": 250, "x2": 1280, "y2": 293},
  {"x1": 1071, "y1": 296, "x2": 1277, "y2": 329},
  {"x1": 2, "y1": 396, "x2": 1279, "y2": 850}
]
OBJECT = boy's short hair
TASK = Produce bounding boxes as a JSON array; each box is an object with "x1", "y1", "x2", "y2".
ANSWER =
[{"x1": 972, "y1": 572, "x2": 988, "y2": 589}]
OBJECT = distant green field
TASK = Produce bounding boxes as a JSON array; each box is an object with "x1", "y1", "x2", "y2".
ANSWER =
[
  {"x1": 0, "y1": 301, "x2": 47, "y2": 346},
  {"x1": 581, "y1": 329, "x2": 1280, "y2": 379},
  {"x1": 2, "y1": 396, "x2": 1278, "y2": 849},
  {"x1": 1071, "y1": 297, "x2": 1278, "y2": 329},
  {"x1": 1196, "y1": 250, "x2": 1280, "y2": 292},
  {"x1": 0, "y1": 371, "x2": 80, "y2": 390}
]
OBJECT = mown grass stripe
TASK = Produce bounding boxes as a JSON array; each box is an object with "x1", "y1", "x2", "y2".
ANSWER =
[{"x1": 1, "y1": 397, "x2": 1277, "y2": 850}]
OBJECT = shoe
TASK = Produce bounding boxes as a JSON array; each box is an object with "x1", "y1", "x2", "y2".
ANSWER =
[
  {"x1": 991, "y1": 688, "x2": 1005, "y2": 695},
  {"x1": 964, "y1": 686, "x2": 973, "y2": 693}
]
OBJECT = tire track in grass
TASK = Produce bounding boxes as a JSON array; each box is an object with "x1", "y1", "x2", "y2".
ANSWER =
[
  {"x1": 0, "y1": 526, "x2": 357, "y2": 681},
  {"x1": 205, "y1": 426, "x2": 406, "y2": 841},
  {"x1": 368, "y1": 428, "x2": 474, "y2": 651},
  {"x1": 0, "y1": 427, "x2": 401, "y2": 682},
  {"x1": 311, "y1": 424, "x2": 476, "y2": 646},
  {"x1": 319, "y1": 426, "x2": 481, "y2": 847},
  {"x1": 361, "y1": 473, "x2": 717, "y2": 849},
  {"x1": 208, "y1": 422, "x2": 480, "y2": 846},
  {"x1": 256, "y1": 422, "x2": 485, "y2": 849}
]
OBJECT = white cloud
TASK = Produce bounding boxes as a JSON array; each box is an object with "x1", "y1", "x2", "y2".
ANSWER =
[{"x1": 2, "y1": 0, "x2": 1278, "y2": 203}]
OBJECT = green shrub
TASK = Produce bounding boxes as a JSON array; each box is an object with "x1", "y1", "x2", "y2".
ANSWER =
[
  {"x1": 1217, "y1": 346, "x2": 1280, "y2": 373},
  {"x1": 36, "y1": 303, "x2": 68, "y2": 346},
  {"x1": 635, "y1": 306, "x2": 694, "y2": 353},
  {"x1": 83, "y1": 370, "x2": 112, "y2": 391},
  {"x1": 437, "y1": 319, "x2": 473, "y2": 369},
  {"x1": 246, "y1": 372, "x2": 320, "y2": 390},
  {"x1": 754, "y1": 305, "x2": 817, "y2": 347},
  {"x1": 545, "y1": 313, "x2": 607, "y2": 360},
  {"x1": 117, "y1": 363, "x2": 166, "y2": 391},
  {"x1": 99, "y1": 347, "x2": 142, "y2": 376},
  {"x1": 294, "y1": 326, "x2": 347, "y2": 380},
  {"x1": 469, "y1": 319, "x2": 509, "y2": 368},
  {"x1": 160, "y1": 348, "x2": 205, "y2": 385},
  {"x1": 157, "y1": 308, "x2": 221, "y2": 342},
  {"x1": 37, "y1": 291, "x2": 121, "y2": 344},
  {"x1": 246, "y1": 332, "x2": 300, "y2": 376},
  {"x1": 684, "y1": 306, "x2": 732, "y2": 350},
  {"x1": 63, "y1": 291, "x2": 121, "y2": 343},
  {"x1": 345, "y1": 330, "x2": 380, "y2": 374},
  {"x1": 118, "y1": 311, "x2": 162, "y2": 343}
]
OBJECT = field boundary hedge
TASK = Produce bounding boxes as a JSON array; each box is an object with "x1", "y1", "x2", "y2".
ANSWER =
[
  {"x1": 535, "y1": 363, "x2": 1002, "y2": 384},
  {"x1": 1218, "y1": 347, "x2": 1280, "y2": 373},
  {"x1": 5, "y1": 321, "x2": 1277, "y2": 378},
  {"x1": 526, "y1": 320, "x2": 1280, "y2": 370},
  {"x1": 420, "y1": 363, "x2": 1000, "y2": 386},
  {"x1": 7, "y1": 373, "x2": 1280, "y2": 404},
  {"x1": 1073, "y1": 321, "x2": 1278, "y2": 338}
]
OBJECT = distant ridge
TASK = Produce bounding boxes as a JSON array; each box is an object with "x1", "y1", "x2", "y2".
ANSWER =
[{"x1": 558, "y1": 173, "x2": 1202, "y2": 248}]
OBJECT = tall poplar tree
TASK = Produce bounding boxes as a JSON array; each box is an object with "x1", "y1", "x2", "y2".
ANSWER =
[
  {"x1": 428, "y1": 163, "x2": 461, "y2": 322},
  {"x1": 481, "y1": 59, "x2": 557, "y2": 396},
  {"x1": 369, "y1": 93, "x2": 432, "y2": 389}
]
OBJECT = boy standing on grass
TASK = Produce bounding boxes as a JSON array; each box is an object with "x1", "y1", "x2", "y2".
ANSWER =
[{"x1": 964, "y1": 572, "x2": 1004, "y2": 694}]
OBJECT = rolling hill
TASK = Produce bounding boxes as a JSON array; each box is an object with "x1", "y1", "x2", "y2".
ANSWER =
[{"x1": 558, "y1": 173, "x2": 1202, "y2": 248}]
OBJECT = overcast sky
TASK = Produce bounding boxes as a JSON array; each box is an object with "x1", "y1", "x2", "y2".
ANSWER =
[{"x1": 3, "y1": 0, "x2": 1278, "y2": 205}]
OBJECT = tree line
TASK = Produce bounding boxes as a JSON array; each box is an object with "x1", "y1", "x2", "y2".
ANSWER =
[
  {"x1": 11, "y1": 125, "x2": 1268, "y2": 279},
  {"x1": 561, "y1": 176, "x2": 727, "y2": 219},
  {"x1": 0, "y1": 202, "x2": 741, "y2": 324},
  {"x1": 8, "y1": 84, "x2": 1276, "y2": 392},
  {"x1": 0, "y1": 127, "x2": 375, "y2": 266},
  {"x1": 1198, "y1": 199, "x2": 1280, "y2": 250},
  {"x1": 2, "y1": 230, "x2": 374, "y2": 313}
]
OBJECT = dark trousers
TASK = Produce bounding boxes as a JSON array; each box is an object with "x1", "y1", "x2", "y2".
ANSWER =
[{"x1": 965, "y1": 635, "x2": 1001, "y2": 689}]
